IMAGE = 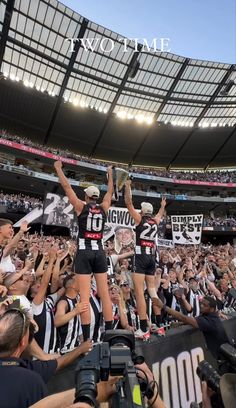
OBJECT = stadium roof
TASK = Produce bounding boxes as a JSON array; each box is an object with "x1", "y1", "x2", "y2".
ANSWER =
[{"x1": 0, "y1": 0, "x2": 236, "y2": 169}]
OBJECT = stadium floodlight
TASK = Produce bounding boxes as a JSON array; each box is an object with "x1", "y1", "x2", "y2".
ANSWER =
[
  {"x1": 3, "y1": 72, "x2": 8, "y2": 77},
  {"x1": 103, "y1": 108, "x2": 108, "y2": 114},
  {"x1": 80, "y1": 101, "x2": 86, "y2": 108},
  {"x1": 72, "y1": 99, "x2": 79, "y2": 106},
  {"x1": 127, "y1": 113, "x2": 134, "y2": 120},
  {"x1": 135, "y1": 114, "x2": 144, "y2": 123},
  {"x1": 117, "y1": 111, "x2": 127, "y2": 119},
  {"x1": 145, "y1": 116, "x2": 153, "y2": 125},
  {"x1": 98, "y1": 107, "x2": 103, "y2": 112}
]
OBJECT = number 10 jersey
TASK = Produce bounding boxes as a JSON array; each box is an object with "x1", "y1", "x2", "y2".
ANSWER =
[{"x1": 77, "y1": 203, "x2": 106, "y2": 250}]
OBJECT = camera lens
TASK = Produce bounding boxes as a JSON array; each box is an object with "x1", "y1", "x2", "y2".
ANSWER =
[{"x1": 196, "y1": 361, "x2": 221, "y2": 393}]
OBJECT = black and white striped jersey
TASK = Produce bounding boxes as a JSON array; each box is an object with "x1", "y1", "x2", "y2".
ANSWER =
[
  {"x1": 32, "y1": 293, "x2": 58, "y2": 354},
  {"x1": 56, "y1": 295, "x2": 80, "y2": 354},
  {"x1": 187, "y1": 289, "x2": 204, "y2": 317},
  {"x1": 77, "y1": 203, "x2": 106, "y2": 250},
  {"x1": 135, "y1": 215, "x2": 158, "y2": 255}
]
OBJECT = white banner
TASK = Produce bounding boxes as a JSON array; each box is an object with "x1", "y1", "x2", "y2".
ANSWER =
[
  {"x1": 171, "y1": 214, "x2": 203, "y2": 245},
  {"x1": 157, "y1": 238, "x2": 174, "y2": 248},
  {"x1": 13, "y1": 206, "x2": 43, "y2": 227}
]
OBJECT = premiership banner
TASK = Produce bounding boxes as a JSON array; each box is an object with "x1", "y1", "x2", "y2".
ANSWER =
[
  {"x1": 43, "y1": 193, "x2": 75, "y2": 227},
  {"x1": 171, "y1": 214, "x2": 203, "y2": 245}
]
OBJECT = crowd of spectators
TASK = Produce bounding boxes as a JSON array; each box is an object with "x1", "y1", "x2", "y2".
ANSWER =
[
  {"x1": 1, "y1": 130, "x2": 236, "y2": 183},
  {"x1": 0, "y1": 192, "x2": 43, "y2": 213},
  {"x1": 0, "y1": 218, "x2": 235, "y2": 407},
  {"x1": 203, "y1": 215, "x2": 236, "y2": 228}
]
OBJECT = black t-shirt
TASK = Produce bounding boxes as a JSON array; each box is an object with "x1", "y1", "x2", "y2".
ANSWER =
[
  {"x1": 195, "y1": 312, "x2": 230, "y2": 359},
  {"x1": 0, "y1": 358, "x2": 48, "y2": 408},
  {"x1": 24, "y1": 358, "x2": 57, "y2": 383}
]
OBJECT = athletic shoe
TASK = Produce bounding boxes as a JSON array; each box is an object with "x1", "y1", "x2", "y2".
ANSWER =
[
  {"x1": 151, "y1": 324, "x2": 165, "y2": 336},
  {"x1": 134, "y1": 329, "x2": 150, "y2": 341},
  {"x1": 150, "y1": 323, "x2": 159, "y2": 333}
]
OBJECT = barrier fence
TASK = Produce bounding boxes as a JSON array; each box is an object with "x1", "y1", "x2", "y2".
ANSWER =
[{"x1": 47, "y1": 316, "x2": 236, "y2": 408}]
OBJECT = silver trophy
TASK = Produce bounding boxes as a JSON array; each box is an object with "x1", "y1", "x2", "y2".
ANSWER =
[{"x1": 112, "y1": 167, "x2": 130, "y2": 201}]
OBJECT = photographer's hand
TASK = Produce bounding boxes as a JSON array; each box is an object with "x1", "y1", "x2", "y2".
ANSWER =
[
  {"x1": 135, "y1": 361, "x2": 154, "y2": 383},
  {"x1": 201, "y1": 381, "x2": 213, "y2": 408},
  {"x1": 96, "y1": 376, "x2": 119, "y2": 402}
]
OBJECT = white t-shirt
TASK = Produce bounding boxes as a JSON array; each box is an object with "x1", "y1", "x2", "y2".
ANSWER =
[
  {"x1": 0, "y1": 255, "x2": 16, "y2": 273},
  {"x1": 7, "y1": 294, "x2": 33, "y2": 319}
]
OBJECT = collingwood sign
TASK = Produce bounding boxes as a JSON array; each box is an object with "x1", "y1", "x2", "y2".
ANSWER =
[
  {"x1": 152, "y1": 347, "x2": 204, "y2": 407},
  {"x1": 65, "y1": 37, "x2": 171, "y2": 53}
]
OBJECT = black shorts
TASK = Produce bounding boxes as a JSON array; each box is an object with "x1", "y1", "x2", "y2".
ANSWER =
[
  {"x1": 134, "y1": 254, "x2": 156, "y2": 276},
  {"x1": 73, "y1": 249, "x2": 108, "y2": 275}
]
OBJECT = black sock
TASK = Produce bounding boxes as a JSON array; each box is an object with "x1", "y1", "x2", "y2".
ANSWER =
[
  {"x1": 105, "y1": 321, "x2": 113, "y2": 331},
  {"x1": 155, "y1": 315, "x2": 162, "y2": 327},
  {"x1": 82, "y1": 324, "x2": 90, "y2": 341},
  {"x1": 140, "y1": 319, "x2": 147, "y2": 332}
]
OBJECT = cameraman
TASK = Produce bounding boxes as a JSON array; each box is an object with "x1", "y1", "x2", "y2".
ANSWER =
[
  {"x1": 29, "y1": 362, "x2": 167, "y2": 408},
  {"x1": 152, "y1": 295, "x2": 230, "y2": 359}
]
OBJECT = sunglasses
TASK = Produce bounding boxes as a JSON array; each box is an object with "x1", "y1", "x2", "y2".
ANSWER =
[{"x1": 120, "y1": 283, "x2": 129, "y2": 287}]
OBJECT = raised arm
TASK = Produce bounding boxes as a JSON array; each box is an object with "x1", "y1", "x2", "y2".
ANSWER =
[
  {"x1": 152, "y1": 298, "x2": 198, "y2": 328},
  {"x1": 101, "y1": 166, "x2": 114, "y2": 212},
  {"x1": 124, "y1": 180, "x2": 141, "y2": 224},
  {"x1": 3, "y1": 221, "x2": 29, "y2": 257},
  {"x1": 50, "y1": 249, "x2": 68, "y2": 294},
  {"x1": 154, "y1": 197, "x2": 167, "y2": 225},
  {"x1": 54, "y1": 161, "x2": 84, "y2": 214},
  {"x1": 33, "y1": 249, "x2": 56, "y2": 306}
]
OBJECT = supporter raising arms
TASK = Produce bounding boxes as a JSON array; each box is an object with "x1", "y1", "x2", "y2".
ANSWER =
[
  {"x1": 54, "y1": 161, "x2": 113, "y2": 341},
  {"x1": 124, "y1": 179, "x2": 166, "y2": 340}
]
